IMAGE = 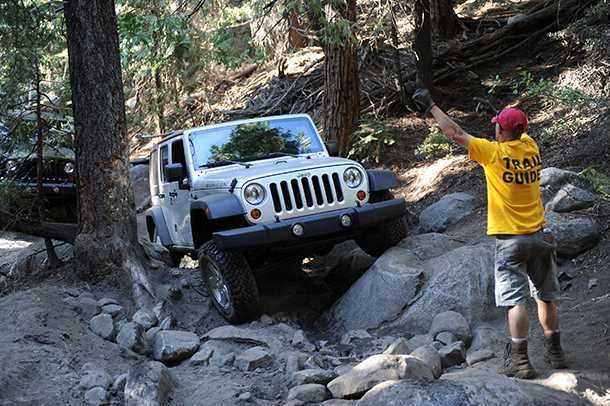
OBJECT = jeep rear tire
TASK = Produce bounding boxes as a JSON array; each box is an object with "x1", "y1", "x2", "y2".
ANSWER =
[
  {"x1": 356, "y1": 190, "x2": 407, "y2": 257},
  {"x1": 198, "y1": 241, "x2": 260, "y2": 323}
]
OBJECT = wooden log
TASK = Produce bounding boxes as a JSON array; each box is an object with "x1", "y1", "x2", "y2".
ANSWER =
[{"x1": 0, "y1": 209, "x2": 77, "y2": 243}]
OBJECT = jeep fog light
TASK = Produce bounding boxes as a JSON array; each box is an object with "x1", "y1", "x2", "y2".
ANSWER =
[
  {"x1": 6, "y1": 160, "x2": 17, "y2": 172},
  {"x1": 244, "y1": 183, "x2": 265, "y2": 205},
  {"x1": 341, "y1": 214, "x2": 352, "y2": 227},
  {"x1": 292, "y1": 223, "x2": 304, "y2": 237},
  {"x1": 343, "y1": 167, "x2": 363, "y2": 188},
  {"x1": 64, "y1": 162, "x2": 75, "y2": 174}
]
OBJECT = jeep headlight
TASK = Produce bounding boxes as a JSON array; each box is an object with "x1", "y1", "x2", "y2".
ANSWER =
[
  {"x1": 343, "y1": 167, "x2": 363, "y2": 188},
  {"x1": 6, "y1": 160, "x2": 17, "y2": 172},
  {"x1": 64, "y1": 162, "x2": 75, "y2": 175},
  {"x1": 244, "y1": 183, "x2": 265, "y2": 205}
]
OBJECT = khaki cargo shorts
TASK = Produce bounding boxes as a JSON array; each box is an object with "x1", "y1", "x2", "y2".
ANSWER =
[{"x1": 494, "y1": 229, "x2": 561, "y2": 307}]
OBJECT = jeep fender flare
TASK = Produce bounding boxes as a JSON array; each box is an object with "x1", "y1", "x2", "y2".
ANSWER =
[
  {"x1": 190, "y1": 192, "x2": 246, "y2": 249},
  {"x1": 144, "y1": 207, "x2": 172, "y2": 246},
  {"x1": 366, "y1": 169, "x2": 400, "y2": 192},
  {"x1": 191, "y1": 192, "x2": 245, "y2": 219}
]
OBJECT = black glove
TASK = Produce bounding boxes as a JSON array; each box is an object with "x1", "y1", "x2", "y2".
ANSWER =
[{"x1": 412, "y1": 88, "x2": 436, "y2": 116}]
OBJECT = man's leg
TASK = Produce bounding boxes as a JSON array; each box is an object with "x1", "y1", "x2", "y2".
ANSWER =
[
  {"x1": 508, "y1": 303, "x2": 530, "y2": 340},
  {"x1": 495, "y1": 237, "x2": 536, "y2": 379},
  {"x1": 535, "y1": 298, "x2": 559, "y2": 334},
  {"x1": 528, "y1": 231, "x2": 567, "y2": 369},
  {"x1": 535, "y1": 298, "x2": 567, "y2": 368}
]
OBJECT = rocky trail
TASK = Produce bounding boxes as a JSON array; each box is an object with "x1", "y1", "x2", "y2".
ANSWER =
[{"x1": 1, "y1": 166, "x2": 609, "y2": 406}]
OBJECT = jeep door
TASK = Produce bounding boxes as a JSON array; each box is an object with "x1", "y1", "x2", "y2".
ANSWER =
[{"x1": 164, "y1": 138, "x2": 193, "y2": 247}]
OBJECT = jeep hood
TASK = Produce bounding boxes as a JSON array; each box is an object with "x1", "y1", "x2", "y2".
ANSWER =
[{"x1": 190, "y1": 156, "x2": 359, "y2": 190}]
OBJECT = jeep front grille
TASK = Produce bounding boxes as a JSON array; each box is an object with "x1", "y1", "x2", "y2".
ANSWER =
[{"x1": 269, "y1": 173, "x2": 345, "y2": 213}]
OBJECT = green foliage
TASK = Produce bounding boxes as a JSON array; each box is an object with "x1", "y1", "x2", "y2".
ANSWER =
[
  {"x1": 579, "y1": 167, "x2": 610, "y2": 198},
  {"x1": 0, "y1": 0, "x2": 68, "y2": 120},
  {"x1": 415, "y1": 125, "x2": 455, "y2": 160},
  {"x1": 509, "y1": 71, "x2": 608, "y2": 148},
  {"x1": 284, "y1": 0, "x2": 357, "y2": 46},
  {"x1": 348, "y1": 120, "x2": 395, "y2": 166}
]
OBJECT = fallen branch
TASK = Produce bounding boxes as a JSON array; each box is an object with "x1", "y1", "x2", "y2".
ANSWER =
[{"x1": 0, "y1": 209, "x2": 77, "y2": 243}]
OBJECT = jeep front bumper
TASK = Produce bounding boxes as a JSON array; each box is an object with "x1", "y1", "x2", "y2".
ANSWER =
[{"x1": 213, "y1": 198, "x2": 406, "y2": 251}]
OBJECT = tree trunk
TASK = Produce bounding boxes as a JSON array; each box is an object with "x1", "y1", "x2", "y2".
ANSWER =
[
  {"x1": 322, "y1": 0, "x2": 360, "y2": 157},
  {"x1": 415, "y1": 0, "x2": 434, "y2": 90},
  {"x1": 64, "y1": 0, "x2": 154, "y2": 305},
  {"x1": 430, "y1": 0, "x2": 462, "y2": 39},
  {"x1": 288, "y1": 10, "x2": 307, "y2": 49}
]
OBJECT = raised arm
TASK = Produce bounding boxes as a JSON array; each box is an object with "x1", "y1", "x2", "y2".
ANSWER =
[{"x1": 412, "y1": 88, "x2": 470, "y2": 148}]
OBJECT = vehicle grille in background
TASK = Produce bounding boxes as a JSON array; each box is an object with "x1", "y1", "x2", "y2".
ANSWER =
[{"x1": 270, "y1": 172, "x2": 345, "y2": 213}]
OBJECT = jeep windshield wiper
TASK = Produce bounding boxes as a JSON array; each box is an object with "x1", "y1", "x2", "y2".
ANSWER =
[
  {"x1": 245, "y1": 152, "x2": 305, "y2": 162},
  {"x1": 266, "y1": 152, "x2": 299, "y2": 158},
  {"x1": 200, "y1": 159, "x2": 251, "y2": 168}
]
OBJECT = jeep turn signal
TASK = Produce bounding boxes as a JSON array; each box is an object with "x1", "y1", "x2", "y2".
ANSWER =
[
  {"x1": 250, "y1": 208, "x2": 262, "y2": 220},
  {"x1": 357, "y1": 190, "x2": 366, "y2": 201}
]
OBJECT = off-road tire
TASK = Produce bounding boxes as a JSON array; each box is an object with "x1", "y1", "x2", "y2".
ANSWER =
[
  {"x1": 356, "y1": 190, "x2": 408, "y2": 257},
  {"x1": 198, "y1": 240, "x2": 260, "y2": 323}
]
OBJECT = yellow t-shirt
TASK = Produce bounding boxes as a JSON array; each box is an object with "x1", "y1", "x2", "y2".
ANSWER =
[{"x1": 468, "y1": 133, "x2": 544, "y2": 235}]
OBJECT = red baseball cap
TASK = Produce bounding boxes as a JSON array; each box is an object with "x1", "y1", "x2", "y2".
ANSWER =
[{"x1": 491, "y1": 107, "x2": 528, "y2": 132}]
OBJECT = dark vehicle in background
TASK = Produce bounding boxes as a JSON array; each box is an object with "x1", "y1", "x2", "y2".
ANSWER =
[{"x1": 0, "y1": 125, "x2": 77, "y2": 220}]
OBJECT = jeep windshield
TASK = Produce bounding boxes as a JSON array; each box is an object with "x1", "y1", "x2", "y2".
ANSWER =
[{"x1": 189, "y1": 117, "x2": 325, "y2": 168}]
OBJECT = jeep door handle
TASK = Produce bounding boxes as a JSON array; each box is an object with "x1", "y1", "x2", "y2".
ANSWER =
[
  {"x1": 168, "y1": 191, "x2": 178, "y2": 198},
  {"x1": 158, "y1": 193, "x2": 165, "y2": 199}
]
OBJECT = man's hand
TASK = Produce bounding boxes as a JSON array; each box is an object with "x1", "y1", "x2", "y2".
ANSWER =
[{"x1": 412, "y1": 88, "x2": 436, "y2": 116}]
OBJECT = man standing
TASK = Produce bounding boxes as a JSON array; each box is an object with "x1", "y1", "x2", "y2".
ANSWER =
[{"x1": 412, "y1": 89, "x2": 567, "y2": 379}]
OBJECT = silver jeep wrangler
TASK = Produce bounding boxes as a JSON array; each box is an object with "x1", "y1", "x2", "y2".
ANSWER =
[{"x1": 145, "y1": 114, "x2": 407, "y2": 322}]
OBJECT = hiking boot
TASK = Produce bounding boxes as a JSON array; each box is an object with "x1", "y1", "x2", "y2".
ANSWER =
[
  {"x1": 544, "y1": 332, "x2": 568, "y2": 369},
  {"x1": 500, "y1": 341, "x2": 536, "y2": 379}
]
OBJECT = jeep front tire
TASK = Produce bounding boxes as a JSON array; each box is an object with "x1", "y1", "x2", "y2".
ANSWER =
[
  {"x1": 355, "y1": 190, "x2": 407, "y2": 257},
  {"x1": 198, "y1": 241, "x2": 260, "y2": 323}
]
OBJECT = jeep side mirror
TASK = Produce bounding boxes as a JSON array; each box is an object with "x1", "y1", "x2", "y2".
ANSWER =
[
  {"x1": 325, "y1": 140, "x2": 339, "y2": 156},
  {"x1": 165, "y1": 163, "x2": 186, "y2": 183}
]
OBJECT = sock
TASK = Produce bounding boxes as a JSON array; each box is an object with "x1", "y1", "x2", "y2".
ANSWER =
[
  {"x1": 511, "y1": 337, "x2": 527, "y2": 343},
  {"x1": 544, "y1": 329, "x2": 560, "y2": 338}
]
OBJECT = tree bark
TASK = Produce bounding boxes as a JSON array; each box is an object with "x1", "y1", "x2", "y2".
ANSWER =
[
  {"x1": 63, "y1": 0, "x2": 154, "y2": 305},
  {"x1": 430, "y1": 0, "x2": 462, "y2": 39},
  {"x1": 415, "y1": 0, "x2": 434, "y2": 90},
  {"x1": 321, "y1": 0, "x2": 360, "y2": 157}
]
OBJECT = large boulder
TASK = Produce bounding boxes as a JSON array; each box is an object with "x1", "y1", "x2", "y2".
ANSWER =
[
  {"x1": 327, "y1": 354, "x2": 434, "y2": 399},
  {"x1": 540, "y1": 167, "x2": 594, "y2": 205},
  {"x1": 357, "y1": 369, "x2": 589, "y2": 406},
  {"x1": 419, "y1": 193, "x2": 478, "y2": 233},
  {"x1": 322, "y1": 240, "x2": 376, "y2": 279},
  {"x1": 544, "y1": 211, "x2": 600, "y2": 258},
  {"x1": 328, "y1": 234, "x2": 499, "y2": 334},
  {"x1": 129, "y1": 164, "x2": 151, "y2": 213},
  {"x1": 327, "y1": 233, "x2": 468, "y2": 332},
  {"x1": 546, "y1": 184, "x2": 596, "y2": 213}
]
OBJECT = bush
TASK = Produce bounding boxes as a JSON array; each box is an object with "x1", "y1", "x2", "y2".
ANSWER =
[
  {"x1": 348, "y1": 120, "x2": 396, "y2": 166},
  {"x1": 415, "y1": 126, "x2": 455, "y2": 160}
]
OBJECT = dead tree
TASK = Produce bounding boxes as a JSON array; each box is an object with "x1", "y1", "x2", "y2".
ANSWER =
[
  {"x1": 414, "y1": 0, "x2": 434, "y2": 90},
  {"x1": 321, "y1": 0, "x2": 360, "y2": 157},
  {"x1": 64, "y1": 0, "x2": 155, "y2": 307},
  {"x1": 430, "y1": 0, "x2": 462, "y2": 39}
]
